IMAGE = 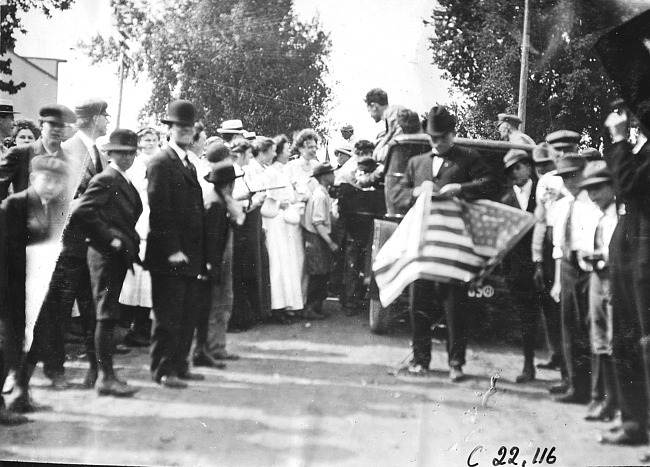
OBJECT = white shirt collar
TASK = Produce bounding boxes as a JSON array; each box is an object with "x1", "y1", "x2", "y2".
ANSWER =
[
  {"x1": 110, "y1": 161, "x2": 131, "y2": 183},
  {"x1": 169, "y1": 139, "x2": 192, "y2": 163}
]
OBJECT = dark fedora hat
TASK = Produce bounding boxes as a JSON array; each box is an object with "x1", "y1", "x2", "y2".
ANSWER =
[
  {"x1": 205, "y1": 161, "x2": 242, "y2": 186},
  {"x1": 555, "y1": 153, "x2": 587, "y2": 177},
  {"x1": 39, "y1": 104, "x2": 76, "y2": 125},
  {"x1": 426, "y1": 105, "x2": 456, "y2": 137},
  {"x1": 75, "y1": 98, "x2": 109, "y2": 118},
  {"x1": 102, "y1": 129, "x2": 138, "y2": 152},
  {"x1": 161, "y1": 99, "x2": 197, "y2": 126}
]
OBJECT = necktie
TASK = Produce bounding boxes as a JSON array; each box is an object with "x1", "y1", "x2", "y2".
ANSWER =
[
  {"x1": 93, "y1": 145, "x2": 103, "y2": 173},
  {"x1": 185, "y1": 155, "x2": 197, "y2": 179}
]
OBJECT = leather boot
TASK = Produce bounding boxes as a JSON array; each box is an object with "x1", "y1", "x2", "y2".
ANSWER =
[{"x1": 516, "y1": 359, "x2": 536, "y2": 383}]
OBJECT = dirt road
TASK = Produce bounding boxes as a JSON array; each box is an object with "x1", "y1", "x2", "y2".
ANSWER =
[{"x1": 1, "y1": 300, "x2": 646, "y2": 466}]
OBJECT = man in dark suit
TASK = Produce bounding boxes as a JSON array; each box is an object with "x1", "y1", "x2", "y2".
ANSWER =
[
  {"x1": 70, "y1": 129, "x2": 142, "y2": 397},
  {"x1": 4, "y1": 156, "x2": 69, "y2": 414},
  {"x1": 500, "y1": 149, "x2": 542, "y2": 383},
  {"x1": 0, "y1": 104, "x2": 75, "y2": 201},
  {"x1": 395, "y1": 105, "x2": 499, "y2": 382},
  {"x1": 146, "y1": 100, "x2": 206, "y2": 389}
]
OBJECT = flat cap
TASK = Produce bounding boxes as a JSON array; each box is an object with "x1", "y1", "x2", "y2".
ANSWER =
[
  {"x1": 39, "y1": 104, "x2": 76, "y2": 124},
  {"x1": 581, "y1": 147, "x2": 602, "y2": 161},
  {"x1": 555, "y1": 153, "x2": 587, "y2": 177},
  {"x1": 532, "y1": 142, "x2": 557, "y2": 164},
  {"x1": 340, "y1": 124, "x2": 354, "y2": 132},
  {"x1": 503, "y1": 149, "x2": 531, "y2": 170},
  {"x1": 30, "y1": 155, "x2": 69, "y2": 176},
  {"x1": 497, "y1": 113, "x2": 522, "y2": 126},
  {"x1": 312, "y1": 161, "x2": 336, "y2": 178},
  {"x1": 75, "y1": 98, "x2": 109, "y2": 118},
  {"x1": 578, "y1": 161, "x2": 612, "y2": 189},
  {"x1": 545, "y1": 130, "x2": 581, "y2": 149}
]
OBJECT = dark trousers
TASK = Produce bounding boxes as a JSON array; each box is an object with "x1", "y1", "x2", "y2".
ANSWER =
[
  {"x1": 307, "y1": 274, "x2": 329, "y2": 312},
  {"x1": 87, "y1": 248, "x2": 127, "y2": 322},
  {"x1": 560, "y1": 258, "x2": 591, "y2": 396},
  {"x1": 341, "y1": 237, "x2": 368, "y2": 309},
  {"x1": 410, "y1": 280, "x2": 467, "y2": 369},
  {"x1": 193, "y1": 280, "x2": 213, "y2": 357},
  {"x1": 610, "y1": 215, "x2": 650, "y2": 434},
  {"x1": 541, "y1": 231, "x2": 563, "y2": 362},
  {"x1": 27, "y1": 253, "x2": 95, "y2": 376},
  {"x1": 150, "y1": 273, "x2": 202, "y2": 381}
]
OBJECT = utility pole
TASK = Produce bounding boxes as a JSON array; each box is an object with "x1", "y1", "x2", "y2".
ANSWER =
[
  {"x1": 518, "y1": 0, "x2": 531, "y2": 132},
  {"x1": 116, "y1": 29, "x2": 129, "y2": 129}
]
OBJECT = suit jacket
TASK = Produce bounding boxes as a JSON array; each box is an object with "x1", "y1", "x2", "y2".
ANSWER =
[
  {"x1": 0, "y1": 139, "x2": 68, "y2": 201},
  {"x1": 394, "y1": 144, "x2": 500, "y2": 212},
  {"x1": 61, "y1": 133, "x2": 109, "y2": 199},
  {"x1": 144, "y1": 145, "x2": 205, "y2": 277},
  {"x1": 500, "y1": 178, "x2": 538, "y2": 288},
  {"x1": 70, "y1": 165, "x2": 143, "y2": 266},
  {"x1": 204, "y1": 189, "x2": 231, "y2": 284}
]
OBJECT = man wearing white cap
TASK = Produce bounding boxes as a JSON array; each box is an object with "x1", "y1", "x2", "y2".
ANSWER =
[
  {"x1": 0, "y1": 100, "x2": 18, "y2": 155},
  {"x1": 497, "y1": 113, "x2": 536, "y2": 146}
]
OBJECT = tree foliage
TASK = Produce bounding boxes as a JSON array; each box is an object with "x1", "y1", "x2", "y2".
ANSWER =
[
  {"x1": 428, "y1": 0, "x2": 644, "y2": 145},
  {"x1": 81, "y1": 0, "x2": 332, "y2": 136},
  {"x1": 1, "y1": 0, "x2": 76, "y2": 94}
]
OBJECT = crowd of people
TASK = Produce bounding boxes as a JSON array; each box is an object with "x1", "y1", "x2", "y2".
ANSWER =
[{"x1": 0, "y1": 87, "x2": 649, "y2": 452}]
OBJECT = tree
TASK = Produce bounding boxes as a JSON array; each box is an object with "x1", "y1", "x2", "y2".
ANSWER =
[
  {"x1": 81, "y1": 0, "x2": 332, "y2": 136},
  {"x1": 428, "y1": 0, "x2": 645, "y2": 146},
  {"x1": 1, "y1": 0, "x2": 76, "y2": 94}
]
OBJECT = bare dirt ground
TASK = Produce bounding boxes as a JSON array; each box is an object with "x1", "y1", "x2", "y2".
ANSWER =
[{"x1": 1, "y1": 299, "x2": 647, "y2": 467}]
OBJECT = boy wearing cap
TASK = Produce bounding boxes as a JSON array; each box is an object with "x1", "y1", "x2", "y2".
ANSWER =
[
  {"x1": 70, "y1": 129, "x2": 142, "y2": 397},
  {"x1": 0, "y1": 103, "x2": 75, "y2": 200},
  {"x1": 549, "y1": 154, "x2": 601, "y2": 403},
  {"x1": 4, "y1": 156, "x2": 69, "y2": 414},
  {"x1": 578, "y1": 164, "x2": 619, "y2": 423},
  {"x1": 302, "y1": 162, "x2": 338, "y2": 319},
  {"x1": 194, "y1": 151, "x2": 243, "y2": 368},
  {"x1": 500, "y1": 149, "x2": 542, "y2": 383}
]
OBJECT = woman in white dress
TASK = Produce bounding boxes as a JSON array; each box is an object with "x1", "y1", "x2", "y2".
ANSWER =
[
  {"x1": 118, "y1": 127, "x2": 160, "y2": 346},
  {"x1": 262, "y1": 135, "x2": 305, "y2": 321}
]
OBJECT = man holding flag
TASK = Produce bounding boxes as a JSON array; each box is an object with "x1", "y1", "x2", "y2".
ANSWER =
[{"x1": 394, "y1": 106, "x2": 499, "y2": 382}]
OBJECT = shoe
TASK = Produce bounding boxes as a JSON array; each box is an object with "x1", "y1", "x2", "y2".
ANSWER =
[
  {"x1": 450, "y1": 366, "x2": 465, "y2": 383},
  {"x1": 554, "y1": 388, "x2": 590, "y2": 404},
  {"x1": 301, "y1": 308, "x2": 325, "y2": 320},
  {"x1": 178, "y1": 371, "x2": 205, "y2": 381},
  {"x1": 193, "y1": 353, "x2": 227, "y2": 369},
  {"x1": 83, "y1": 369, "x2": 98, "y2": 389},
  {"x1": 549, "y1": 381, "x2": 569, "y2": 395},
  {"x1": 537, "y1": 355, "x2": 561, "y2": 371},
  {"x1": 8, "y1": 394, "x2": 51, "y2": 413},
  {"x1": 395, "y1": 364, "x2": 434, "y2": 380},
  {"x1": 158, "y1": 375, "x2": 187, "y2": 389},
  {"x1": 114, "y1": 344, "x2": 132, "y2": 355},
  {"x1": 213, "y1": 351, "x2": 240, "y2": 361},
  {"x1": 598, "y1": 428, "x2": 649, "y2": 446},
  {"x1": 50, "y1": 374, "x2": 70, "y2": 389},
  {"x1": 96, "y1": 379, "x2": 137, "y2": 397},
  {"x1": 0, "y1": 406, "x2": 28, "y2": 425},
  {"x1": 515, "y1": 365, "x2": 535, "y2": 384},
  {"x1": 124, "y1": 330, "x2": 150, "y2": 347},
  {"x1": 585, "y1": 401, "x2": 617, "y2": 422}
]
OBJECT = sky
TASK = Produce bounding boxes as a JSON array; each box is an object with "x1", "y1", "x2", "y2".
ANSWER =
[{"x1": 13, "y1": 0, "x2": 450, "y2": 141}]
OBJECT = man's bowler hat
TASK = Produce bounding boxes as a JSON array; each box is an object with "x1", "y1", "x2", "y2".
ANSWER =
[
  {"x1": 102, "y1": 129, "x2": 138, "y2": 152},
  {"x1": 161, "y1": 100, "x2": 197, "y2": 126},
  {"x1": 426, "y1": 106, "x2": 456, "y2": 137}
]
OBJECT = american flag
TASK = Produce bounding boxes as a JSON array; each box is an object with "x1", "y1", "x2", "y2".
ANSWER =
[{"x1": 372, "y1": 187, "x2": 536, "y2": 307}]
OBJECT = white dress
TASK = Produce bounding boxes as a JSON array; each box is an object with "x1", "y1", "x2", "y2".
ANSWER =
[
  {"x1": 263, "y1": 161, "x2": 305, "y2": 310},
  {"x1": 119, "y1": 154, "x2": 153, "y2": 308}
]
